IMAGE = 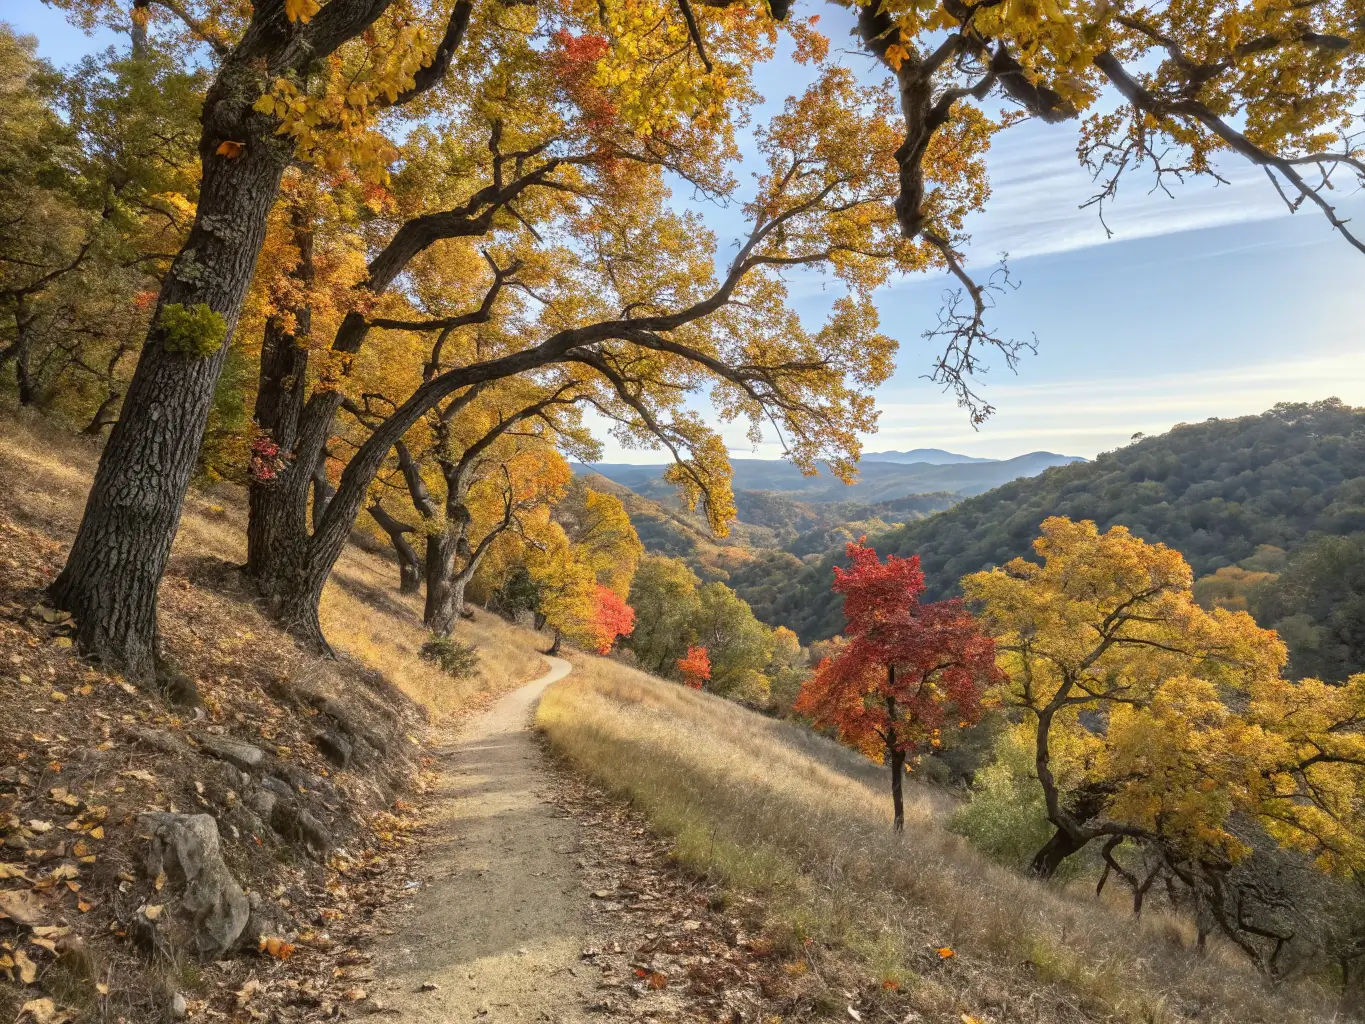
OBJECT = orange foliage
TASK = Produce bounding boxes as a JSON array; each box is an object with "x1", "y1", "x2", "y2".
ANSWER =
[
  {"x1": 676, "y1": 646, "x2": 711, "y2": 689},
  {"x1": 590, "y1": 585, "x2": 635, "y2": 655}
]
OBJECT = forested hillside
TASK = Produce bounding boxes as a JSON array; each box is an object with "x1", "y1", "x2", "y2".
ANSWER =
[
  {"x1": 577, "y1": 450, "x2": 1082, "y2": 502},
  {"x1": 763, "y1": 401, "x2": 1365, "y2": 642}
]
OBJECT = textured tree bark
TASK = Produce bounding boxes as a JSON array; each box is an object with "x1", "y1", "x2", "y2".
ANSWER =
[
  {"x1": 1030, "y1": 828, "x2": 1090, "y2": 878},
  {"x1": 885, "y1": 679, "x2": 907, "y2": 832},
  {"x1": 367, "y1": 503, "x2": 423, "y2": 593},
  {"x1": 245, "y1": 215, "x2": 315, "y2": 598},
  {"x1": 311, "y1": 447, "x2": 335, "y2": 529},
  {"x1": 51, "y1": 105, "x2": 291, "y2": 678},
  {"x1": 4, "y1": 297, "x2": 40, "y2": 406},
  {"x1": 889, "y1": 746, "x2": 907, "y2": 833}
]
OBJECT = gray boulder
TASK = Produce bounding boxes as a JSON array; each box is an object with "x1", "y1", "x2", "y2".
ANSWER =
[
  {"x1": 195, "y1": 734, "x2": 266, "y2": 773},
  {"x1": 314, "y1": 728, "x2": 352, "y2": 769},
  {"x1": 140, "y1": 813, "x2": 249, "y2": 958}
]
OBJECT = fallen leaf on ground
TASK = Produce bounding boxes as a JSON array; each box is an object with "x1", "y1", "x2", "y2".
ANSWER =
[
  {"x1": 342, "y1": 987, "x2": 366, "y2": 1001},
  {"x1": 259, "y1": 935, "x2": 296, "y2": 960},
  {"x1": 0, "y1": 889, "x2": 45, "y2": 926},
  {"x1": 140, "y1": 904, "x2": 163, "y2": 921},
  {"x1": 936, "y1": 947, "x2": 955, "y2": 959},
  {"x1": 20, "y1": 998, "x2": 71, "y2": 1023},
  {"x1": 15, "y1": 947, "x2": 36, "y2": 983}
]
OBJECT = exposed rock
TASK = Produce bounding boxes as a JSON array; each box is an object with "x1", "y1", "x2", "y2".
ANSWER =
[
  {"x1": 121, "y1": 724, "x2": 191, "y2": 756},
  {"x1": 140, "y1": 813, "x2": 249, "y2": 958},
  {"x1": 315, "y1": 728, "x2": 352, "y2": 769},
  {"x1": 195, "y1": 734, "x2": 265, "y2": 774},
  {"x1": 261, "y1": 775, "x2": 294, "y2": 799},
  {"x1": 246, "y1": 788, "x2": 277, "y2": 821},
  {"x1": 270, "y1": 799, "x2": 332, "y2": 858}
]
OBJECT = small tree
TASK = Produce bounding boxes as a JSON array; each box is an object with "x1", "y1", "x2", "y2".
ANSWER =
[
  {"x1": 589, "y1": 585, "x2": 635, "y2": 655},
  {"x1": 796, "y1": 541, "x2": 998, "y2": 831},
  {"x1": 677, "y1": 646, "x2": 711, "y2": 690}
]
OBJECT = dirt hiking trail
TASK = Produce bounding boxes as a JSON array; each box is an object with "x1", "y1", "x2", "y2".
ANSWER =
[{"x1": 371, "y1": 656, "x2": 610, "y2": 1021}]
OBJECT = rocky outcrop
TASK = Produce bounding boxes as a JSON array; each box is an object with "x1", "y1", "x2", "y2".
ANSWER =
[
  {"x1": 140, "y1": 813, "x2": 249, "y2": 958},
  {"x1": 194, "y1": 734, "x2": 266, "y2": 773}
]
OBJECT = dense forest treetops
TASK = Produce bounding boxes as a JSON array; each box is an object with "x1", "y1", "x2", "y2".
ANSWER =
[
  {"x1": 577, "y1": 451, "x2": 1082, "y2": 502},
  {"x1": 761, "y1": 400, "x2": 1365, "y2": 643},
  {"x1": 578, "y1": 468, "x2": 958, "y2": 584}
]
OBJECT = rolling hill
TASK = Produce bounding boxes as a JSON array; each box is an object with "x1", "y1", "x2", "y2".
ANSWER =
[
  {"x1": 575, "y1": 450, "x2": 1084, "y2": 504},
  {"x1": 743, "y1": 400, "x2": 1365, "y2": 642},
  {"x1": 861, "y1": 447, "x2": 997, "y2": 464}
]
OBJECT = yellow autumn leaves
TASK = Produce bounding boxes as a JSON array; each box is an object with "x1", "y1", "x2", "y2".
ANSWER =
[
  {"x1": 284, "y1": 0, "x2": 320, "y2": 23},
  {"x1": 963, "y1": 517, "x2": 1365, "y2": 874}
]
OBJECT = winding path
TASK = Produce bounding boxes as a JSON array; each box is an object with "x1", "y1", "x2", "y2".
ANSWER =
[{"x1": 371, "y1": 656, "x2": 607, "y2": 1021}]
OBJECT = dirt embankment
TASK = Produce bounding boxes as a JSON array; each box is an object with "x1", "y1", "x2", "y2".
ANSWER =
[{"x1": 0, "y1": 413, "x2": 543, "y2": 1022}]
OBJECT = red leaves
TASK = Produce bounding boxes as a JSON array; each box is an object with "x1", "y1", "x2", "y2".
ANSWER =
[
  {"x1": 248, "y1": 436, "x2": 284, "y2": 482},
  {"x1": 554, "y1": 30, "x2": 610, "y2": 66},
  {"x1": 591, "y1": 586, "x2": 635, "y2": 655},
  {"x1": 794, "y1": 541, "x2": 998, "y2": 760},
  {"x1": 676, "y1": 646, "x2": 711, "y2": 689},
  {"x1": 550, "y1": 31, "x2": 619, "y2": 137}
]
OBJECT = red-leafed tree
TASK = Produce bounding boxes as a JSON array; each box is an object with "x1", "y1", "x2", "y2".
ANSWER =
[
  {"x1": 795, "y1": 542, "x2": 999, "y2": 831},
  {"x1": 590, "y1": 585, "x2": 635, "y2": 655},
  {"x1": 677, "y1": 646, "x2": 711, "y2": 690}
]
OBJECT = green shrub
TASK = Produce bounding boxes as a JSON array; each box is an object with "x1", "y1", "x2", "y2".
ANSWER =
[
  {"x1": 159, "y1": 302, "x2": 227, "y2": 357},
  {"x1": 419, "y1": 635, "x2": 480, "y2": 678},
  {"x1": 948, "y1": 726, "x2": 1082, "y2": 877}
]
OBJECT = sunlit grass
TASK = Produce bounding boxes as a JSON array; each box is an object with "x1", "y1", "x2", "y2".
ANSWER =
[{"x1": 539, "y1": 651, "x2": 1343, "y2": 1024}]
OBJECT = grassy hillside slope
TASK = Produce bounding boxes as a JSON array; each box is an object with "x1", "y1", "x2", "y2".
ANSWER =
[
  {"x1": 766, "y1": 400, "x2": 1365, "y2": 641},
  {"x1": 0, "y1": 412, "x2": 546, "y2": 1021},
  {"x1": 538, "y1": 657, "x2": 1343, "y2": 1023}
]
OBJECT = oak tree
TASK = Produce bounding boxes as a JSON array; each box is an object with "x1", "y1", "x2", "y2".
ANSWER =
[
  {"x1": 963, "y1": 518, "x2": 1365, "y2": 971},
  {"x1": 796, "y1": 541, "x2": 997, "y2": 830}
]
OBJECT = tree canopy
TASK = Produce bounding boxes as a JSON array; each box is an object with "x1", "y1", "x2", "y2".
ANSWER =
[{"x1": 754, "y1": 401, "x2": 1365, "y2": 644}]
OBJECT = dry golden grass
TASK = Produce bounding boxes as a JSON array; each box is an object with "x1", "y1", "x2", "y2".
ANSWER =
[
  {"x1": 0, "y1": 408, "x2": 546, "y2": 721},
  {"x1": 0, "y1": 408, "x2": 554, "y2": 1022},
  {"x1": 539, "y1": 652, "x2": 1348, "y2": 1024}
]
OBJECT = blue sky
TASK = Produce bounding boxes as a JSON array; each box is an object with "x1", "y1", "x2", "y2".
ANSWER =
[{"x1": 12, "y1": 0, "x2": 1365, "y2": 462}]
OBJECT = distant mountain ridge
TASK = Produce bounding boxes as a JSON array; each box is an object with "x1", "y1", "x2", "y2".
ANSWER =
[
  {"x1": 862, "y1": 448, "x2": 998, "y2": 465},
  {"x1": 574, "y1": 450, "x2": 1085, "y2": 504},
  {"x1": 732, "y1": 400, "x2": 1365, "y2": 643}
]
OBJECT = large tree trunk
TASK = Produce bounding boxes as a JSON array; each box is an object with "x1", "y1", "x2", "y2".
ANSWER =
[
  {"x1": 50, "y1": 62, "x2": 291, "y2": 680},
  {"x1": 1031, "y1": 827, "x2": 1091, "y2": 878},
  {"x1": 885, "y1": 676, "x2": 907, "y2": 832},
  {"x1": 367, "y1": 504, "x2": 422, "y2": 593},
  {"x1": 245, "y1": 214, "x2": 315, "y2": 600}
]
